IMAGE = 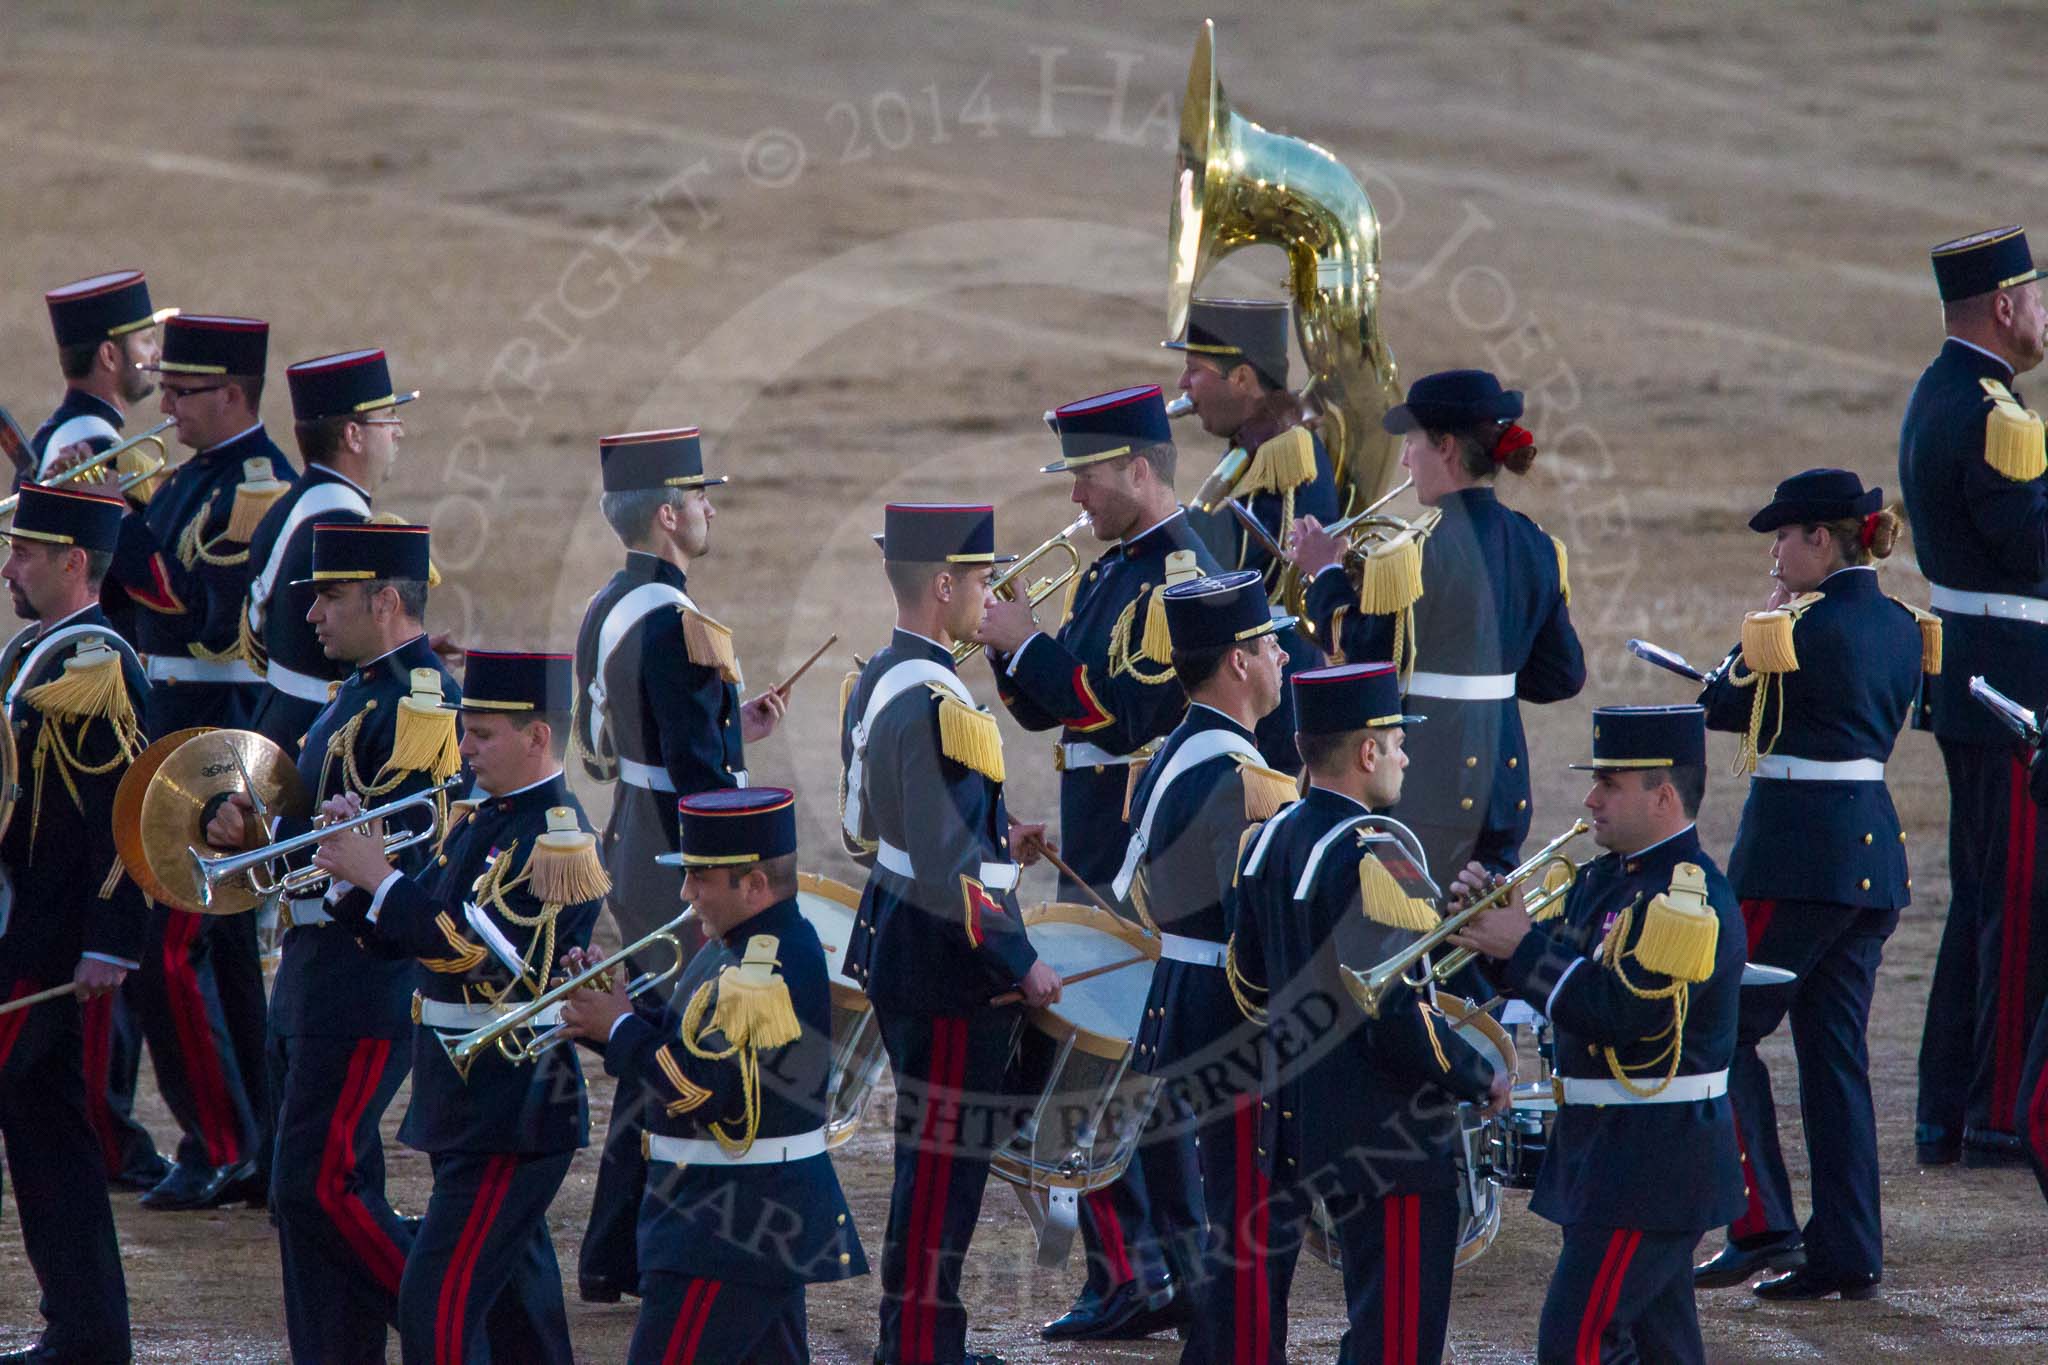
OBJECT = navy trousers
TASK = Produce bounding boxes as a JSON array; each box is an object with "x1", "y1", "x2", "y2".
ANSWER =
[
  {"x1": 0, "y1": 981, "x2": 131, "y2": 1363},
  {"x1": 1537, "y1": 1224, "x2": 1704, "y2": 1365},
  {"x1": 130, "y1": 902, "x2": 265, "y2": 1171},
  {"x1": 874, "y1": 1006, "x2": 1022, "y2": 1365},
  {"x1": 80, "y1": 985, "x2": 162, "y2": 1181},
  {"x1": 1073, "y1": 1088, "x2": 1203, "y2": 1305},
  {"x1": 1722, "y1": 898, "x2": 1895, "y2": 1278},
  {"x1": 2020, "y1": 999, "x2": 2048, "y2": 1202},
  {"x1": 398, "y1": 1149, "x2": 574, "y2": 1365},
  {"x1": 269, "y1": 1031, "x2": 414, "y2": 1363},
  {"x1": 628, "y1": 1274, "x2": 808, "y2": 1364},
  {"x1": 1920, "y1": 742, "x2": 2048, "y2": 1154}
]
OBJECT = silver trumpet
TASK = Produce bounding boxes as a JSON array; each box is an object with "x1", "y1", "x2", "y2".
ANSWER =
[{"x1": 187, "y1": 775, "x2": 464, "y2": 908}]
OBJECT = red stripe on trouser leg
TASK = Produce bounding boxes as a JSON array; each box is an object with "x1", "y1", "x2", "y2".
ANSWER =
[
  {"x1": 662, "y1": 1278, "x2": 723, "y2": 1365},
  {"x1": 317, "y1": 1039, "x2": 406, "y2": 1294},
  {"x1": 677, "y1": 1280, "x2": 722, "y2": 1363},
  {"x1": 660, "y1": 1278, "x2": 707, "y2": 1365},
  {"x1": 897, "y1": 1028, "x2": 941, "y2": 1365},
  {"x1": 1402, "y1": 1195, "x2": 1421, "y2": 1362},
  {"x1": 1575, "y1": 1228, "x2": 1634, "y2": 1365},
  {"x1": 904, "y1": 1018, "x2": 964, "y2": 1365},
  {"x1": 435, "y1": 1154, "x2": 515, "y2": 1365},
  {"x1": 80, "y1": 994, "x2": 121, "y2": 1172},
  {"x1": 1728, "y1": 1112, "x2": 1770, "y2": 1241},
  {"x1": 911, "y1": 1018, "x2": 963, "y2": 1364},
  {"x1": 161, "y1": 910, "x2": 240, "y2": 1164},
  {"x1": 1740, "y1": 899, "x2": 1777, "y2": 958},
  {"x1": 0, "y1": 981, "x2": 39, "y2": 1072},
  {"x1": 1086, "y1": 1187, "x2": 1134, "y2": 1284},
  {"x1": 1996, "y1": 759, "x2": 2036, "y2": 1130}
]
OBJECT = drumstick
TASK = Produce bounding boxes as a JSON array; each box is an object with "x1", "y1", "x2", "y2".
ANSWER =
[
  {"x1": 772, "y1": 633, "x2": 839, "y2": 697},
  {"x1": 1015, "y1": 826, "x2": 1121, "y2": 919},
  {"x1": 989, "y1": 952, "x2": 1150, "y2": 1006},
  {"x1": 0, "y1": 981, "x2": 82, "y2": 1018}
]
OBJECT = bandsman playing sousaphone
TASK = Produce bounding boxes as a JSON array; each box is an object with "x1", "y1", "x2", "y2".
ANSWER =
[{"x1": 558, "y1": 787, "x2": 869, "y2": 1364}]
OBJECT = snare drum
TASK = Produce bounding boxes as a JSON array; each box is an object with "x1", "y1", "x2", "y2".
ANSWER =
[
  {"x1": 1499, "y1": 1081, "x2": 1556, "y2": 1190},
  {"x1": 795, "y1": 873, "x2": 887, "y2": 1149},
  {"x1": 989, "y1": 902, "x2": 1161, "y2": 1268}
]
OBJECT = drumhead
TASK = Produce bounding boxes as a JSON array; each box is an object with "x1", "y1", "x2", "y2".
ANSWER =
[
  {"x1": 1019, "y1": 902, "x2": 1158, "y2": 1059},
  {"x1": 795, "y1": 872, "x2": 863, "y2": 989}
]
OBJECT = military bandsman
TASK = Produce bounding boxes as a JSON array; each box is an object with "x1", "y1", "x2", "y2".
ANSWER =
[
  {"x1": 1897, "y1": 225, "x2": 2048, "y2": 1167},
  {"x1": 0, "y1": 483, "x2": 151, "y2": 1365},
  {"x1": 841, "y1": 502, "x2": 1059, "y2": 1365},
  {"x1": 560, "y1": 787, "x2": 869, "y2": 1364},
  {"x1": 1690, "y1": 471, "x2": 1926, "y2": 1301},
  {"x1": 1291, "y1": 368, "x2": 1585, "y2": 880},
  {"x1": 573, "y1": 425, "x2": 788, "y2": 1303},
  {"x1": 1450, "y1": 705, "x2": 1745, "y2": 1364},
  {"x1": 315, "y1": 648, "x2": 603, "y2": 1365},
  {"x1": 32, "y1": 269, "x2": 172, "y2": 481}
]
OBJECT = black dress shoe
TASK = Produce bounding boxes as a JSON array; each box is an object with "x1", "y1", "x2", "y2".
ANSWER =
[
  {"x1": 0, "y1": 1344, "x2": 130, "y2": 1363},
  {"x1": 1755, "y1": 1267, "x2": 1881, "y2": 1301},
  {"x1": 579, "y1": 1276, "x2": 638, "y2": 1304},
  {"x1": 1095, "y1": 1283, "x2": 1191, "y2": 1340},
  {"x1": 1040, "y1": 1280, "x2": 1147, "y2": 1340},
  {"x1": 198, "y1": 1159, "x2": 263, "y2": 1209},
  {"x1": 139, "y1": 1161, "x2": 225, "y2": 1211},
  {"x1": 1915, "y1": 1123, "x2": 1959, "y2": 1166},
  {"x1": 108, "y1": 1152, "x2": 172, "y2": 1193},
  {"x1": 1694, "y1": 1236, "x2": 1805, "y2": 1289},
  {"x1": 1962, "y1": 1132, "x2": 2030, "y2": 1168}
]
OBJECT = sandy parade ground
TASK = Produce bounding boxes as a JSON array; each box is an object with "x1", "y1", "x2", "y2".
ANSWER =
[{"x1": 2, "y1": 1, "x2": 2047, "y2": 1359}]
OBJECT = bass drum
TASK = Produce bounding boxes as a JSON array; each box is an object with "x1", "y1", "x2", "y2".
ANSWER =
[
  {"x1": 1304, "y1": 993, "x2": 1516, "y2": 1272},
  {"x1": 794, "y1": 873, "x2": 888, "y2": 1148}
]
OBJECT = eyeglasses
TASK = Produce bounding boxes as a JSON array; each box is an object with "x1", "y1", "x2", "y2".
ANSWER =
[{"x1": 162, "y1": 383, "x2": 226, "y2": 402}]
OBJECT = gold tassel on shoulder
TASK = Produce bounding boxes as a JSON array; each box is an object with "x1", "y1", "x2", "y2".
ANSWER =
[
  {"x1": 682, "y1": 608, "x2": 743, "y2": 685},
  {"x1": 1238, "y1": 428, "x2": 1317, "y2": 497},
  {"x1": 1359, "y1": 854, "x2": 1440, "y2": 932},
  {"x1": 1550, "y1": 533, "x2": 1572, "y2": 606},
  {"x1": 1632, "y1": 862, "x2": 1719, "y2": 983},
  {"x1": 225, "y1": 458, "x2": 288, "y2": 543},
  {"x1": 837, "y1": 668, "x2": 859, "y2": 727},
  {"x1": 386, "y1": 668, "x2": 462, "y2": 782},
  {"x1": 1356, "y1": 524, "x2": 1427, "y2": 615},
  {"x1": 524, "y1": 807, "x2": 612, "y2": 906},
  {"x1": 1138, "y1": 549, "x2": 1205, "y2": 667},
  {"x1": 1981, "y1": 378, "x2": 2047, "y2": 482},
  {"x1": 935, "y1": 689, "x2": 1006, "y2": 783},
  {"x1": 116, "y1": 439, "x2": 165, "y2": 506},
  {"x1": 1739, "y1": 610, "x2": 1800, "y2": 674},
  {"x1": 1234, "y1": 758, "x2": 1298, "y2": 821},
  {"x1": 1889, "y1": 597, "x2": 1943, "y2": 675},
  {"x1": 21, "y1": 641, "x2": 138, "y2": 736},
  {"x1": 711, "y1": 934, "x2": 802, "y2": 1050}
]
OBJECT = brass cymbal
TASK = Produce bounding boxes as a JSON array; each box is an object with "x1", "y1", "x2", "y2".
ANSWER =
[
  {"x1": 139, "y1": 729, "x2": 307, "y2": 916},
  {"x1": 114, "y1": 726, "x2": 215, "y2": 907}
]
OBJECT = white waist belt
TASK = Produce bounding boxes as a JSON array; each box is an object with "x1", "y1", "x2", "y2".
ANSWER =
[
  {"x1": 1158, "y1": 933, "x2": 1225, "y2": 967},
  {"x1": 418, "y1": 998, "x2": 563, "y2": 1031},
  {"x1": 618, "y1": 758, "x2": 676, "y2": 792},
  {"x1": 265, "y1": 661, "x2": 337, "y2": 704},
  {"x1": 1556, "y1": 1069, "x2": 1728, "y2": 1107},
  {"x1": 1754, "y1": 755, "x2": 1885, "y2": 782},
  {"x1": 1929, "y1": 584, "x2": 2048, "y2": 624},
  {"x1": 1058, "y1": 740, "x2": 1146, "y2": 768},
  {"x1": 647, "y1": 1128, "x2": 828, "y2": 1167},
  {"x1": 285, "y1": 896, "x2": 331, "y2": 927},
  {"x1": 146, "y1": 655, "x2": 263, "y2": 685},
  {"x1": 873, "y1": 840, "x2": 1019, "y2": 892},
  {"x1": 1405, "y1": 671, "x2": 1516, "y2": 701}
]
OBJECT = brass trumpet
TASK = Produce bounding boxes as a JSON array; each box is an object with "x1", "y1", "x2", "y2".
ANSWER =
[
  {"x1": 1345, "y1": 820, "x2": 1590, "y2": 1018},
  {"x1": 440, "y1": 911, "x2": 692, "y2": 1081},
  {"x1": 0, "y1": 419, "x2": 172, "y2": 519},
  {"x1": 187, "y1": 775, "x2": 463, "y2": 908},
  {"x1": 954, "y1": 513, "x2": 1090, "y2": 664}
]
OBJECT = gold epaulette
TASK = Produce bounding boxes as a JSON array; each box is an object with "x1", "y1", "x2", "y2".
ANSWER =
[
  {"x1": 682, "y1": 608, "x2": 743, "y2": 685},
  {"x1": 1238, "y1": 427, "x2": 1317, "y2": 497},
  {"x1": 1358, "y1": 850, "x2": 1440, "y2": 932},
  {"x1": 225, "y1": 458, "x2": 288, "y2": 543},
  {"x1": 1981, "y1": 377, "x2": 2047, "y2": 482},
  {"x1": 524, "y1": 806, "x2": 611, "y2": 906},
  {"x1": 1137, "y1": 548, "x2": 1204, "y2": 668},
  {"x1": 1233, "y1": 756, "x2": 1298, "y2": 821},
  {"x1": 386, "y1": 668, "x2": 462, "y2": 783},
  {"x1": 932, "y1": 684, "x2": 1005, "y2": 783},
  {"x1": 1355, "y1": 511, "x2": 1437, "y2": 616},
  {"x1": 1632, "y1": 862, "x2": 1718, "y2": 983},
  {"x1": 20, "y1": 640, "x2": 138, "y2": 732},
  {"x1": 1738, "y1": 591, "x2": 1821, "y2": 675},
  {"x1": 1549, "y1": 533, "x2": 1572, "y2": 606},
  {"x1": 710, "y1": 934, "x2": 800, "y2": 1050},
  {"x1": 1889, "y1": 595, "x2": 1944, "y2": 674}
]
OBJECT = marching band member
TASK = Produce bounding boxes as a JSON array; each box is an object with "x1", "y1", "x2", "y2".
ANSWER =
[
  {"x1": 121, "y1": 313, "x2": 291, "y2": 1212},
  {"x1": 245, "y1": 350, "x2": 418, "y2": 753},
  {"x1": 841, "y1": 503, "x2": 1059, "y2": 1365},
  {"x1": 32, "y1": 269, "x2": 171, "y2": 482},
  {"x1": 559, "y1": 787, "x2": 868, "y2": 1364},
  {"x1": 1290, "y1": 368, "x2": 1584, "y2": 881},
  {"x1": 1449, "y1": 705, "x2": 1745, "y2": 1364},
  {"x1": 1116, "y1": 570, "x2": 1295, "y2": 1343},
  {"x1": 1166, "y1": 296, "x2": 1335, "y2": 770},
  {"x1": 315, "y1": 649, "x2": 603, "y2": 1365},
  {"x1": 1898, "y1": 225, "x2": 2048, "y2": 1167},
  {"x1": 976, "y1": 385, "x2": 1217, "y2": 1337},
  {"x1": 572, "y1": 426, "x2": 787, "y2": 1303},
  {"x1": 1691, "y1": 471, "x2": 1924, "y2": 1301},
  {"x1": 0, "y1": 484, "x2": 150, "y2": 1365},
  {"x1": 1218, "y1": 661, "x2": 1503, "y2": 1365},
  {"x1": 202, "y1": 522, "x2": 457, "y2": 1362}
]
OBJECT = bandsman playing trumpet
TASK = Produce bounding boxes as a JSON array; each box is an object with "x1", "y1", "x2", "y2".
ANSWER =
[
  {"x1": 0, "y1": 483, "x2": 151, "y2": 1365},
  {"x1": 202, "y1": 521, "x2": 457, "y2": 1363},
  {"x1": 1220, "y1": 661, "x2": 1505, "y2": 1365},
  {"x1": 559, "y1": 787, "x2": 869, "y2": 1364},
  {"x1": 314, "y1": 650, "x2": 604, "y2": 1365},
  {"x1": 32, "y1": 269, "x2": 171, "y2": 486},
  {"x1": 1290, "y1": 368, "x2": 1584, "y2": 882},
  {"x1": 1691, "y1": 470, "x2": 1925, "y2": 1302},
  {"x1": 1448, "y1": 705, "x2": 1744, "y2": 1365},
  {"x1": 976, "y1": 386, "x2": 1219, "y2": 1337}
]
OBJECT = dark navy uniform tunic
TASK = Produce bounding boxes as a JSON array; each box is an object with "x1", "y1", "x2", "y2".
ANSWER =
[
  {"x1": 1306, "y1": 486, "x2": 1584, "y2": 875},
  {"x1": 0, "y1": 605, "x2": 149, "y2": 1361},
  {"x1": 989, "y1": 510, "x2": 1221, "y2": 902},
  {"x1": 245, "y1": 464, "x2": 372, "y2": 752}
]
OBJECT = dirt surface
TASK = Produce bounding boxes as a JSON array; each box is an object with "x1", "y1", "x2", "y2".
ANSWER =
[{"x1": 4, "y1": 1, "x2": 2047, "y2": 1359}]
